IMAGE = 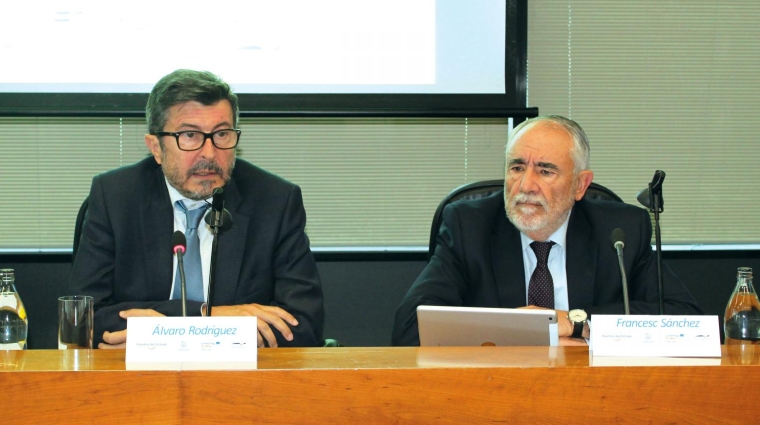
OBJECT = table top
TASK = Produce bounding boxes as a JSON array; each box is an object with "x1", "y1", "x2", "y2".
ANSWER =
[
  {"x1": 2, "y1": 345, "x2": 759, "y2": 424},
  {"x1": 1, "y1": 345, "x2": 758, "y2": 372}
]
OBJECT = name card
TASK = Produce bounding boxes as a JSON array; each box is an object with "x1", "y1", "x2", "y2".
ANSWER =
[
  {"x1": 590, "y1": 315, "x2": 721, "y2": 358},
  {"x1": 126, "y1": 316, "x2": 258, "y2": 370}
]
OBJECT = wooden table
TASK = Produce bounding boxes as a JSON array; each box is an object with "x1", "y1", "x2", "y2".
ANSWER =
[{"x1": 1, "y1": 346, "x2": 759, "y2": 424}]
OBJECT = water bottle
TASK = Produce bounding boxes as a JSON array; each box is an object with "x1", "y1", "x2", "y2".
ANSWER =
[
  {"x1": 724, "y1": 267, "x2": 760, "y2": 345},
  {"x1": 0, "y1": 269, "x2": 28, "y2": 350}
]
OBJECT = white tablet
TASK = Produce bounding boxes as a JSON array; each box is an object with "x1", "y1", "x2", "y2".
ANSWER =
[{"x1": 417, "y1": 305, "x2": 557, "y2": 347}]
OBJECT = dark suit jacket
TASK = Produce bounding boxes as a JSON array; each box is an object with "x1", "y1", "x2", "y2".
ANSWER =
[
  {"x1": 392, "y1": 191, "x2": 702, "y2": 346},
  {"x1": 70, "y1": 157, "x2": 323, "y2": 347}
]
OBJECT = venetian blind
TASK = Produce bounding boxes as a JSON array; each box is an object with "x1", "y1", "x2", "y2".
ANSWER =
[
  {"x1": 0, "y1": 117, "x2": 509, "y2": 250},
  {"x1": 527, "y1": 0, "x2": 760, "y2": 244}
]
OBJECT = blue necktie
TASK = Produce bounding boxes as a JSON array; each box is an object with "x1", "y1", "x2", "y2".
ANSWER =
[
  {"x1": 528, "y1": 241, "x2": 556, "y2": 308},
  {"x1": 173, "y1": 201, "x2": 209, "y2": 302}
]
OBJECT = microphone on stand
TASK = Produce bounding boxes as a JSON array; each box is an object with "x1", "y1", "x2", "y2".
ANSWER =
[
  {"x1": 636, "y1": 170, "x2": 665, "y2": 212},
  {"x1": 611, "y1": 228, "x2": 630, "y2": 315},
  {"x1": 171, "y1": 231, "x2": 188, "y2": 317},
  {"x1": 203, "y1": 187, "x2": 233, "y2": 316},
  {"x1": 204, "y1": 188, "x2": 234, "y2": 231},
  {"x1": 636, "y1": 170, "x2": 666, "y2": 314}
]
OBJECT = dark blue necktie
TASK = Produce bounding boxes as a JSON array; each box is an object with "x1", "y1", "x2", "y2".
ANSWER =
[
  {"x1": 173, "y1": 201, "x2": 209, "y2": 302},
  {"x1": 528, "y1": 241, "x2": 556, "y2": 308}
]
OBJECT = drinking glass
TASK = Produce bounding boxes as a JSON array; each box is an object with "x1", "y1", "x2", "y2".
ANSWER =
[{"x1": 58, "y1": 295, "x2": 93, "y2": 349}]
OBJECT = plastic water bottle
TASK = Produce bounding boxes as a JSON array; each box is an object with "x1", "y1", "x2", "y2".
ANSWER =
[
  {"x1": 724, "y1": 267, "x2": 760, "y2": 345},
  {"x1": 0, "y1": 269, "x2": 28, "y2": 350}
]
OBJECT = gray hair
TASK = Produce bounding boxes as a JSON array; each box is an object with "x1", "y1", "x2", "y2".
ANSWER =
[
  {"x1": 505, "y1": 115, "x2": 590, "y2": 173},
  {"x1": 146, "y1": 69, "x2": 239, "y2": 135}
]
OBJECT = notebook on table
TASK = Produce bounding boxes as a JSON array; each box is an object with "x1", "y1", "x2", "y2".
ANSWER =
[{"x1": 417, "y1": 305, "x2": 557, "y2": 347}]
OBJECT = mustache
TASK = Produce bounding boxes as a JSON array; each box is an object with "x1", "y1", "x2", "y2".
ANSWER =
[
  {"x1": 509, "y1": 193, "x2": 548, "y2": 209},
  {"x1": 186, "y1": 159, "x2": 224, "y2": 178}
]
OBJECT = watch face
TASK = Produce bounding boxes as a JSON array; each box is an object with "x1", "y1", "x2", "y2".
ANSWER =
[{"x1": 569, "y1": 310, "x2": 587, "y2": 322}]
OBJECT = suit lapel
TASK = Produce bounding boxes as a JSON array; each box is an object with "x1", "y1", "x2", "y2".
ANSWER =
[
  {"x1": 565, "y1": 201, "x2": 597, "y2": 310},
  {"x1": 491, "y1": 212, "x2": 527, "y2": 308},
  {"x1": 141, "y1": 165, "x2": 173, "y2": 298},
  {"x1": 212, "y1": 178, "x2": 248, "y2": 305}
]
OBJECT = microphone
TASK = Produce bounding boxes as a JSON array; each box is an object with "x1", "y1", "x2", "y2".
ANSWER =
[
  {"x1": 211, "y1": 187, "x2": 224, "y2": 211},
  {"x1": 636, "y1": 170, "x2": 666, "y2": 211},
  {"x1": 611, "y1": 228, "x2": 630, "y2": 315},
  {"x1": 171, "y1": 231, "x2": 189, "y2": 317},
  {"x1": 611, "y1": 228, "x2": 625, "y2": 251},
  {"x1": 636, "y1": 170, "x2": 666, "y2": 314},
  {"x1": 204, "y1": 187, "x2": 234, "y2": 231},
  {"x1": 204, "y1": 209, "x2": 234, "y2": 231},
  {"x1": 203, "y1": 187, "x2": 232, "y2": 316},
  {"x1": 171, "y1": 230, "x2": 187, "y2": 255}
]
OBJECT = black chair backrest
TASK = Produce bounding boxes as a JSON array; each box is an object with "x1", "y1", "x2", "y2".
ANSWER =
[
  {"x1": 427, "y1": 180, "x2": 623, "y2": 260},
  {"x1": 72, "y1": 196, "x2": 89, "y2": 262}
]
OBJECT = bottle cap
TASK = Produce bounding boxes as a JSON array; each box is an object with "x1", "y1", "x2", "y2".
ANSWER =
[
  {"x1": 0, "y1": 268, "x2": 14, "y2": 282},
  {"x1": 738, "y1": 267, "x2": 753, "y2": 279}
]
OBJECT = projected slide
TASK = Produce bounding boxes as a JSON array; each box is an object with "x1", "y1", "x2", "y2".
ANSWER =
[{"x1": 0, "y1": 0, "x2": 505, "y2": 94}]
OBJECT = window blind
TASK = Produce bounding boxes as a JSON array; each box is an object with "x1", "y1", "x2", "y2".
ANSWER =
[
  {"x1": 527, "y1": 0, "x2": 760, "y2": 244},
  {"x1": 0, "y1": 117, "x2": 509, "y2": 250}
]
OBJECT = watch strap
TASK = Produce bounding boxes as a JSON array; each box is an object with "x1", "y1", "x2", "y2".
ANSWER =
[{"x1": 571, "y1": 320, "x2": 584, "y2": 338}]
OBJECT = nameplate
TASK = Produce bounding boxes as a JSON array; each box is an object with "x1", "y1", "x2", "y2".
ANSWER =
[
  {"x1": 590, "y1": 315, "x2": 721, "y2": 358},
  {"x1": 125, "y1": 316, "x2": 258, "y2": 370}
]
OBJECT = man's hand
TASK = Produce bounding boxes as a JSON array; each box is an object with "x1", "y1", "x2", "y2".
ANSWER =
[
  {"x1": 99, "y1": 308, "x2": 165, "y2": 349},
  {"x1": 519, "y1": 306, "x2": 589, "y2": 346},
  {"x1": 210, "y1": 304, "x2": 298, "y2": 348},
  {"x1": 518, "y1": 305, "x2": 574, "y2": 337},
  {"x1": 559, "y1": 336, "x2": 588, "y2": 346}
]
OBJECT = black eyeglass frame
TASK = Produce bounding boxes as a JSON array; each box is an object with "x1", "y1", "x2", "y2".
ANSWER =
[{"x1": 153, "y1": 129, "x2": 242, "y2": 151}]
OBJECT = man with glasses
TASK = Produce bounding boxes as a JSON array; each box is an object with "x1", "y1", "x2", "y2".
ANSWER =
[{"x1": 70, "y1": 69, "x2": 323, "y2": 348}]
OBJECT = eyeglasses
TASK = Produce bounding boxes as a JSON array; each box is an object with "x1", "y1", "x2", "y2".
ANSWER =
[{"x1": 154, "y1": 129, "x2": 241, "y2": 151}]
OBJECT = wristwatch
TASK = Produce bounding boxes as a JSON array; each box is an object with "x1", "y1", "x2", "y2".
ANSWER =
[{"x1": 568, "y1": 309, "x2": 588, "y2": 338}]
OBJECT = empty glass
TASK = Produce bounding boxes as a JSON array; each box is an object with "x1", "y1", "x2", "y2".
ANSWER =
[{"x1": 58, "y1": 295, "x2": 93, "y2": 349}]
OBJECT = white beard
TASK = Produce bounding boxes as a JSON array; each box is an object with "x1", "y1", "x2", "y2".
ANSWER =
[{"x1": 506, "y1": 192, "x2": 574, "y2": 238}]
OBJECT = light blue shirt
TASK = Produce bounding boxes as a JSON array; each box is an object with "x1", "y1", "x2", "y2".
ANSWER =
[{"x1": 519, "y1": 212, "x2": 572, "y2": 311}]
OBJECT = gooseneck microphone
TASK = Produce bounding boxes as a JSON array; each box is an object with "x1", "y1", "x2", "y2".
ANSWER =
[
  {"x1": 204, "y1": 187, "x2": 233, "y2": 316},
  {"x1": 636, "y1": 170, "x2": 665, "y2": 212},
  {"x1": 204, "y1": 187, "x2": 234, "y2": 231},
  {"x1": 611, "y1": 228, "x2": 630, "y2": 315},
  {"x1": 171, "y1": 231, "x2": 188, "y2": 317},
  {"x1": 636, "y1": 170, "x2": 666, "y2": 314}
]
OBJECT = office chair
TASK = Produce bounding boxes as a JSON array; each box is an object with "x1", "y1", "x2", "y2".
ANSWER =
[
  {"x1": 427, "y1": 180, "x2": 623, "y2": 260},
  {"x1": 72, "y1": 196, "x2": 90, "y2": 262}
]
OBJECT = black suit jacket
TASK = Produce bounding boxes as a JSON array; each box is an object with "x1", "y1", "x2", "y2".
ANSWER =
[
  {"x1": 392, "y1": 191, "x2": 702, "y2": 346},
  {"x1": 70, "y1": 157, "x2": 323, "y2": 347}
]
